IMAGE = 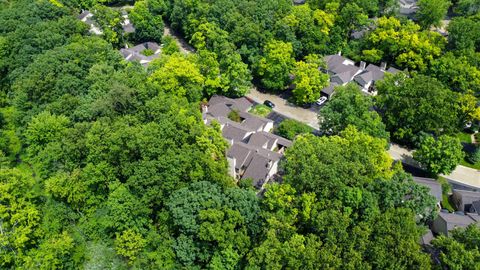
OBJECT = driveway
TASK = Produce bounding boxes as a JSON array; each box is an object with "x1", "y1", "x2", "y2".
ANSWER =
[
  {"x1": 247, "y1": 87, "x2": 320, "y2": 130},
  {"x1": 389, "y1": 143, "x2": 480, "y2": 189},
  {"x1": 163, "y1": 24, "x2": 195, "y2": 54}
]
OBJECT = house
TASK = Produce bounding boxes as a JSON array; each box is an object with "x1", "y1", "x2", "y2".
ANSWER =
[
  {"x1": 122, "y1": 11, "x2": 135, "y2": 34},
  {"x1": 420, "y1": 229, "x2": 435, "y2": 246},
  {"x1": 203, "y1": 95, "x2": 292, "y2": 189},
  {"x1": 293, "y1": 0, "x2": 306, "y2": 5},
  {"x1": 119, "y1": 42, "x2": 161, "y2": 66},
  {"x1": 451, "y1": 189, "x2": 480, "y2": 212},
  {"x1": 399, "y1": 0, "x2": 419, "y2": 16},
  {"x1": 321, "y1": 54, "x2": 400, "y2": 97},
  {"x1": 471, "y1": 200, "x2": 480, "y2": 214},
  {"x1": 432, "y1": 212, "x2": 480, "y2": 236},
  {"x1": 353, "y1": 62, "x2": 389, "y2": 94},
  {"x1": 121, "y1": 10, "x2": 135, "y2": 34},
  {"x1": 77, "y1": 10, "x2": 103, "y2": 35},
  {"x1": 413, "y1": 177, "x2": 443, "y2": 206}
]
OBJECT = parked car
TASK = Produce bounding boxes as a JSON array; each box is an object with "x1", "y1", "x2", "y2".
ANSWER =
[
  {"x1": 315, "y1": 96, "x2": 328, "y2": 106},
  {"x1": 263, "y1": 100, "x2": 275, "y2": 108}
]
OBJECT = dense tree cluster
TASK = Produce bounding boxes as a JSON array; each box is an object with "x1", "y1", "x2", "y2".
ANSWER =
[{"x1": 0, "y1": 0, "x2": 479, "y2": 268}]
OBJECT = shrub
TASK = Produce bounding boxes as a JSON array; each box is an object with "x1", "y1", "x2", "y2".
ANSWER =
[
  {"x1": 228, "y1": 109, "x2": 241, "y2": 122},
  {"x1": 467, "y1": 147, "x2": 480, "y2": 164},
  {"x1": 275, "y1": 119, "x2": 313, "y2": 140}
]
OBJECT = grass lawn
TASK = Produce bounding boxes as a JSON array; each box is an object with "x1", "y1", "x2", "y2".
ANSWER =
[
  {"x1": 249, "y1": 104, "x2": 272, "y2": 117},
  {"x1": 456, "y1": 132, "x2": 472, "y2": 144},
  {"x1": 456, "y1": 132, "x2": 480, "y2": 170},
  {"x1": 460, "y1": 159, "x2": 480, "y2": 170},
  {"x1": 438, "y1": 176, "x2": 455, "y2": 212}
]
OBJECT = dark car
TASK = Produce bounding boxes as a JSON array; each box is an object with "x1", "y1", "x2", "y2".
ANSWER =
[{"x1": 263, "y1": 100, "x2": 275, "y2": 108}]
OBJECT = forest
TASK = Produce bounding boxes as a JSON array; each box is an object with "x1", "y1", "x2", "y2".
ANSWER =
[{"x1": 0, "y1": 0, "x2": 480, "y2": 269}]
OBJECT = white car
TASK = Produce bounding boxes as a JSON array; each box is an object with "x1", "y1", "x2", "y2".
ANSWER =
[{"x1": 315, "y1": 96, "x2": 328, "y2": 106}]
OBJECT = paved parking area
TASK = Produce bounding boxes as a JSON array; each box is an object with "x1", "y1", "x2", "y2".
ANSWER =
[{"x1": 247, "y1": 87, "x2": 320, "y2": 130}]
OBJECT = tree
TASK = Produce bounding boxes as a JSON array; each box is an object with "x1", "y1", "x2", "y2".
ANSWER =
[
  {"x1": 93, "y1": 4, "x2": 124, "y2": 46},
  {"x1": 432, "y1": 225, "x2": 480, "y2": 269},
  {"x1": 275, "y1": 119, "x2": 314, "y2": 140},
  {"x1": 319, "y1": 84, "x2": 389, "y2": 140},
  {"x1": 376, "y1": 73, "x2": 461, "y2": 145},
  {"x1": 291, "y1": 54, "x2": 330, "y2": 105},
  {"x1": 257, "y1": 40, "x2": 295, "y2": 91},
  {"x1": 283, "y1": 126, "x2": 393, "y2": 197},
  {"x1": 361, "y1": 17, "x2": 444, "y2": 71},
  {"x1": 454, "y1": 0, "x2": 480, "y2": 15},
  {"x1": 0, "y1": 169, "x2": 41, "y2": 268},
  {"x1": 161, "y1": 36, "x2": 180, "y2": 55},
  {"x1": 430, "y1": 52, "x2": 480, "y2": 95},
  {"x1": 115, "y1": 229, "x2": 147, "y2": 264},
  {"x1": 129, "y1": 0, "x2": 164, "y2": 43},
  {"x1": 167, "y1": 181, "x2": 260, "y2": 268},
  {"x1": 148, "y1": 54, "x2": 205, "y2": 102},
  {"x1": 447, "y1": 16, "x2": 480, "y2": 51},
  {"x1": 22, "y1": 231, "x2": 76, "y2": 269},
  {"x1": 25, "y1": 111, "x2": 70, "y2": 158},
  {"x1": 338, "y1": 3, "x2": 369, "y2": 37},
  {"x1": 413, "y1": 135, "x2": 464, "y2": 175},
  {"x1": 416, "y1": 0, "x2": 451, "y2": 29},
  {"x1": 372, "y1": 172, "x2": 437, "y2": 223}
]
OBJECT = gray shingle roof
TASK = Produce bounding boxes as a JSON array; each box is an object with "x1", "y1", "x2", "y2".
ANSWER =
[
  {"x1": 413, "y1": 177, "x2": 443, "y2": 202},
  {"x1": 453, "y1": 189, "x2": 480, "y2": 212},
  {"x1": 242, "y1": 154, "x2": 272, "y2": 186},
  {"x1": 421, "y1": 229, "x2": 434, "y2": 246},
  {"x1": 438, "y1": 212, "x2": 477, "y2": 230},
  {"x1": 123, "y1": 24, "x2": 135, "y2": 33},
  {"x1": 321, "y1": 83, "x2": 337, "y2": 96},
  {"x1": 78, "y1": 10, "x2": 92, "y2": 20},
  {"x1": 222, "y1": 123, "x2": 251, "y2": 142}
]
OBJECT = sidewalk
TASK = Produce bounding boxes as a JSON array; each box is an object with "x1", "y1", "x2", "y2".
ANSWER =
[
  {"x1": 388, "y1": 144, "x2": 480, "y2": 189},
  {"x1": 246, "y1": 87, "x2": 320, "y2": 130}
]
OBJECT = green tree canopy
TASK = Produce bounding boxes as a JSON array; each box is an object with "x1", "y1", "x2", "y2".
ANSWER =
[
  {"x1": 129, "y1": 0, "x2": 164, "y2": 42},
  {"x1": 283, "y1": 126, "x2": 393, "y2": 197},
  {"x1": 257, "y1": 40, "x2": 296, "y2": 91},
  {"x1": 319, "y1": 83, "x2": 389, "y2": 140},
  {"x1": 376, "y1": 73, "x2": 461, "y2": 145},
  {"x1": 413, "y1": 135, "x2": 464, "y2": 175},
  {"x1": 291, "y1": 54, "x2": 330, "y2": 105},
  {"x1": 416, "y1": 0, "x2": 451, "y2": 29}
]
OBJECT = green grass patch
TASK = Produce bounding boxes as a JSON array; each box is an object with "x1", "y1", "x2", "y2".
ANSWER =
[
  {"x1": 460, "y1": 159, "x2": 480, "y2": 170},
  {"x1": 438, "y1": 176, "x2": 455, "y2": 212},
  {"x1": 455, "y1": 132, "x2": 480, "y2": 169},
  {"x1": 249, "y1": 104, "x2": 272, "y2": 117},
  {"x1": 456, "y1": 132, "x2": 472, "y2": 144}
]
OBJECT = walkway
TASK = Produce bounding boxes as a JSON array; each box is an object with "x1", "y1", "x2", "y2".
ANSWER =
[
  {"x1": 246, "y1": 87, "x2": 320, "y2": 130},
  {"x1": 389, "y1": 144, "x2": 480, "y2": 189},
  {"x1": 163, "y1": 24, "x2": 195, "y2": 54}
]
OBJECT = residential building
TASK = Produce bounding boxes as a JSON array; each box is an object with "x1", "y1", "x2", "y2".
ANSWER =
[
  {"x1": 321, "y1": 53, "x2": 400, "y2": 97},
  {"x1": 77, "y1": 10, "x2": 103, "y2": 35},
  {"x1": 432, "y1": 212, "x2": 480, "y2": 236},
  {"x1": 203, "y1": 95, "x2": 292, "y2": 189},
  {"x1": 119, "y1": 42, "x2": 161, "y2": 66},
  {"x1": 451, "y1": 189, "x2": 480, "y2": 212},
  {"x1": 420, "y1": 229, "x2": 434, "y2": 246},
  {"x1": 399, "y1": 0, "x2": 419, "y2": 16},
  {"x1": 413, "y1": 177, "x2": 443, "y2": 206},
  {"x1": 121, "y1": 10, "x2": 135, "y2": 34}
]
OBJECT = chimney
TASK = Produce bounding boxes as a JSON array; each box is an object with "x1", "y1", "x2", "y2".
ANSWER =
[
  {"x1": 380, "y1": 62, "x2": 387, "y2": 71},
  {"x1": 359, "y1": 61, "x2": 366, "y2": 70}
]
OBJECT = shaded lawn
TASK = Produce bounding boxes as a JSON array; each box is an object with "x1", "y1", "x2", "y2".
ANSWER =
[{"x1": 249, "y1": 104, "x2": 272, "y2": 117}]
